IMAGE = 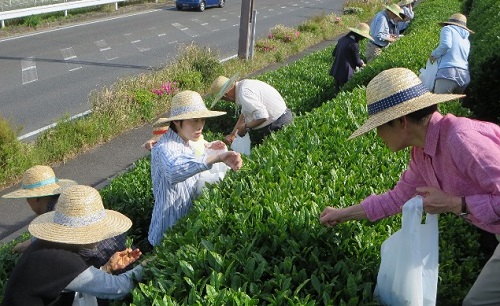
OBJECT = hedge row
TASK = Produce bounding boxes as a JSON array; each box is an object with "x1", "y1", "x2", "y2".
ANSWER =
[
  {"x1": 463, "y1": 0, "x2": 500, "y2": 123},
  {"x1": 98, "y1": 0, "x2": 487, "y2": 304}
]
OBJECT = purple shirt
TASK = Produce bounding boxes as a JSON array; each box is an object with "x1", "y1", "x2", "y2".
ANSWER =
[{"x1": 361, "y1": 112, "x2": 500, "y2": 233}]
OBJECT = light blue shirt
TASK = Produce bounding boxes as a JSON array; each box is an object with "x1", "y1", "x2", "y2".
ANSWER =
[
  {"x1": 65, "y1": 265, "x2": 143, "y2": 299},
  {"x1": 431, "y1": 25, "x2": 470, "y2": 86},
  {"x1": 148, "y1": 130, "x2": 210, "y2": 246},
  {"x1": 431, "y1": 25, "x2": 470, "y2": 70},
  {"x1": 369, "y1": 10, "x2": 395, "y2": 47}
]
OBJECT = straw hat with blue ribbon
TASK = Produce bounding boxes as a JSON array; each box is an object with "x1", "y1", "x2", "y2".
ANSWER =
[
  {"x1": 28, "y1": 185, "x2": 132, "y2": 244},
  {"x1": 153, "y1": 90, "x2": 226, "y2": 127},
  {"x1": 348, "y1": 68, "x2": 464, "y2": 140},
  {"x1": 2, "y1": 165, "x2": 77, "y2": 199}
]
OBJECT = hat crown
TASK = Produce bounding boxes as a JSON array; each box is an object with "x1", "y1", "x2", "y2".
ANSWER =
[
  {"x1": 448, "y1": 13, "x2": 467, "y2": 25},
  {"x1": 54, "y1": 185, "x2": 105, "y2": 227},
  {"x1": 367, "y1": 68, "x2": 425, "y2": 106},
  {"x1": 386, "y1": 4, "x2": 403, "y2": 16},
  {"x1": 22, "y1": 165, "x2": 57, "y2": 188},
  {"x1": 355, "y1": 23, "x2": 370, "y2": 33},
  {"x1": 169, "y1": 90, "x2": 209, "y2": 118},
  {"x1": 210, "y1": 76, "x2": 229, "y2": 95}
]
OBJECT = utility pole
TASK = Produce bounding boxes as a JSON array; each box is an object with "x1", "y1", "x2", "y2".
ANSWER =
[{"x1": 237, "y1": 0, "x2": 254, "y2": 60}]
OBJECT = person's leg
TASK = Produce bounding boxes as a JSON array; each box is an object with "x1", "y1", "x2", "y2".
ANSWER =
[
  {"x1": 433, "y1": 78, "x2": 459, "y2": 94},
  {"x1": 463, "y1": 236, "x2": 500, "y2": 305}
]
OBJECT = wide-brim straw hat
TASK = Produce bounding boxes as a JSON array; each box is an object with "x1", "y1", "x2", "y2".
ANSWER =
[
  {"x1": 398, "y1": 0, "x2": 413, "y2": 6},
  {"x1": 348, "y1": 68, "x2": 465, "y2": 140},
  {"x1": 209, "y1": 73, "x2": 239, "y2": 108},
  {"x1": 2, "y1": 165, "x2": 77, "y2": 199},
  {"x1": 385, "y1": 4, "x2": 405, "y2": 19},
  {"x1": 439, "y1": 13, "x2": 474, "y2": 34},
  {"x1": 153, "y1": 90, "x2": 226, "y2": 127},
  {"x1": 29, "y1": 185, "x2": 132, "y2": 245},
  {"x1": 348, "y1": 23, "x2": 373, "y2": 41}
]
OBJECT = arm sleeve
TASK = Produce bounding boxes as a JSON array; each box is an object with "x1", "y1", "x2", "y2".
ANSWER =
[
  {"x1": 372, "y1": 15, "x2": 391, "y2": 42},
  {"x1": 450, "y1": 131, "x2": 500, "y2": 225},
  {"x1": 361, "y1": 150, "x2": 427, "y2": 221},
  {"x1": 65, "y1": 265, "x2": 144, "y2": 300},
  {"x1": 431, "y1": 27, "x2": 452, "y2": 58},
  {"x1": 153, "y1": 144, "x2": 210, "y2": 185},
  {"x1": 240, "y1": 87, "x2": 269, "y2": 121}
]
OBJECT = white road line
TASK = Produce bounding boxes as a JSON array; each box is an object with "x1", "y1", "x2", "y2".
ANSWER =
[
  {"x1": 172, "y1": 22, "x2": 198, "y2": 37},
  {"x1": 61, "y1": 47, "x2": 83, "y2": 71},
  {"x1": 95, "y1": 39, "x2": 118, "y2": 60},
  {"x1": 21, "y1": 57, "x2": 38, "y2": 84}
]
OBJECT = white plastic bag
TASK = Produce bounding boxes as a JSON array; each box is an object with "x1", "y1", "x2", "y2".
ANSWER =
[
  {"x1": 72, "y1": 292, "x2": 98, "y2": 306},
  {"x1": 374, "y1": 196, "x2": 439, "y2": 306},
  {"x1": 195, "y1": 143, "x2": 229, "y2": 194},
  {"x1": 231, "y1": 133, "x2": 251, "y2": 156},
  {"x1": 419, "y1": 60, "x2": 438, "y2": 91}
]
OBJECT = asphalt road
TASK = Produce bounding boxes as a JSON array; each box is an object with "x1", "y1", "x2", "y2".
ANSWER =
[
  {"x1": 0, "y1": 0, "x2": 345, "y2": 243},
  {"x1": 0, "y1": 0, "x2": 342, "y2": 140}
]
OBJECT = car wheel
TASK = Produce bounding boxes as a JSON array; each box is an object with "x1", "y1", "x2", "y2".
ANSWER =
[
  {"x1": 198, "y1": 1, "x2": 205, "y2": 11},
  {"x1": 219, "y1": 0, "x2": 225, "y2": 8},
  {"x1": 176, "y1": 4, "x2": 182, "y2": 10}
]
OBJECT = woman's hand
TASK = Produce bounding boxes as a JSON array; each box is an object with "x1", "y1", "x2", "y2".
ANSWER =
[
  {"x1": 102, "y1": 248, "x2": 142, "y2": 273},
  {"x1": 219, "y1": 151, "x2": 243, "y2": 171}
]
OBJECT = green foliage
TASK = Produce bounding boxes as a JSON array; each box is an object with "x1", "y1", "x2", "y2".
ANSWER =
[
  {"x1": 133, "y1": 89, "x2": 156, "y2": 121},
  {"x1": 462, "y1": 0, "x2": 500, "y2": 123},
  {"x1": 23, "y1": 15, "x2": 41, "y2": 28},
  {"x1": 343, "y1": 7, "x2": 364, "y2": 15},
  {"x1": 0, "y1": 233, "x2": 30, "y2": 302}
]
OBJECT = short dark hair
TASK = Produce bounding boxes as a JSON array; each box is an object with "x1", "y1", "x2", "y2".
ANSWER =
[
  {"x1": 169, "y1": 120, "x2": 183, "y2": 133},
  {"x1": 386, "y1": 105, "x2": 438, "y2": 126}
]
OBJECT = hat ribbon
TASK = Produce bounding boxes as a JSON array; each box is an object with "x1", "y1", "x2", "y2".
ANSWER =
[
  {"x1": 22, "y1": 177, "x2": 59, "y2": 189},
  {"x1": 54, "y1": 209, "x2": 106, "y2": 227},
  {"x1": 447, "y1": 18, "x2": 466, "y2": 26},
  {"x1": 170, "y1": 104, "x2": 206, "y2": 117},
  {"x1": 368, "y1": 83, "x2": 428, "y2": 115}
]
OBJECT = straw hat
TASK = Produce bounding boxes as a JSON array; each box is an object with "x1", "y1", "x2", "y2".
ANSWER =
[
  {"x1": 439, "y1": 13, "x2": 474, "y2": 34},
  {"x1": 209, "y1": 73, "x2": 239, "y2": 108},
  {"x1": 348, "y1": 23, "x2": 373, "y2": 41},
  {"x1": 153, "y1": 90, "x2": 226, "y2": 127},
  {"x1": 28, "y1": 185, "x2": 132, "y2": 245},
  {"x1": 2, "y1": 165, "x2": 77, "y2": 199},
  {"x1": 385, "y1": 4, "x2": 404, "y2": 19},
  {"x1": 348, "y1": 68, "x2": 464, "y2": 140},
  {"x1": 398, "y1": 0, "x2": 413, "y2": 6}
]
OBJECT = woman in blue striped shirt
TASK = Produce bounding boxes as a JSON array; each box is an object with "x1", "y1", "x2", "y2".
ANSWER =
[{"x1": 148, "y1": 90, "x2": 243, "y2": 246}]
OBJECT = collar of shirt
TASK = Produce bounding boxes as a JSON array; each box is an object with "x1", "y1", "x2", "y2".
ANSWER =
[{"x1": 423, "y1": 112, "x2": 443, "y2": 157}]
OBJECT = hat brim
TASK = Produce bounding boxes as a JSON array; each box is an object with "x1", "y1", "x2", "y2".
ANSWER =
[
  {"x1": 348, "y1": 28, "x2": 374, "y2": 41},
  {"x1": 210, "y1": 73, "x2": 239, "y2": 109},
  {"x1": 348, "y1": 92, "x2": 465, "y2": 140},
  {"x1": 153, "y1": 110, "x2": 226, "y2": 128},
  {"x1": 398, "y1": 0, "x2": 413, "y2": 6},
  {"x1": 2, "y1": 179, "x2": 77, "y2": 199},
  {"x1": 385, "y1": 5, "x2": 404, "y2": 19},
  {"x1": 438, "y1": 22, "x2": 474, "y2": 34},
  {"x1": 29, "y1": 209, "x2": 132, "y2": 244}
]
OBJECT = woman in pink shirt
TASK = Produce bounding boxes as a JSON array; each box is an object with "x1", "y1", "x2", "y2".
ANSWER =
[{"x1": 319, "y1": 68, "x2": 500, "y2": 304}]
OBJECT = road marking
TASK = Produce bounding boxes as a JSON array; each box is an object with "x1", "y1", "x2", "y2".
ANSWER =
[
  {"x1": 172, "y1": 22, "x2": 198, "y2": 37},
  {"x1": 95, "y1": 39, "x2": 118, "y2": 60},
  {"x1": 21, "y1": 57, "x2": 38, "y2": 84},
  {"x1": 61, "y1": 47, "x2": 82, "y2": 71},
  {"x1": 124, "y1": 33, "x2": 150, "y2": 52},
  {"x1": 191, "y1": 18, "x2": 219, "y2": 32}
]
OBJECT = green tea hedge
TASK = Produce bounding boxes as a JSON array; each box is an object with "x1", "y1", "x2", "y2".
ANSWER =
[{"x1": 463, "y1": 0, "x2": 500, "y2": 123}]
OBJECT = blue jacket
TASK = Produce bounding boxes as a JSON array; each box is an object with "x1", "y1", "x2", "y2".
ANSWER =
[{"x1": 431, "y1": 25, "x2": 470, "y2": 70}]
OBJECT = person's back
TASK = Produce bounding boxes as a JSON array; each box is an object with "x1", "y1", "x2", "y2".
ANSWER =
[
  {"x1": 434, "y1": 25, "x2": 470, "y2": 70},
  {"x1": 3, "y1": 240, "x2": 88, "y2": 306}
]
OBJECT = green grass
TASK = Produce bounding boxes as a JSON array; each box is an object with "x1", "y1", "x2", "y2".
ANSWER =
[{"x1": 0, "y1": 0, "x2": 381, "y2": 189}]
